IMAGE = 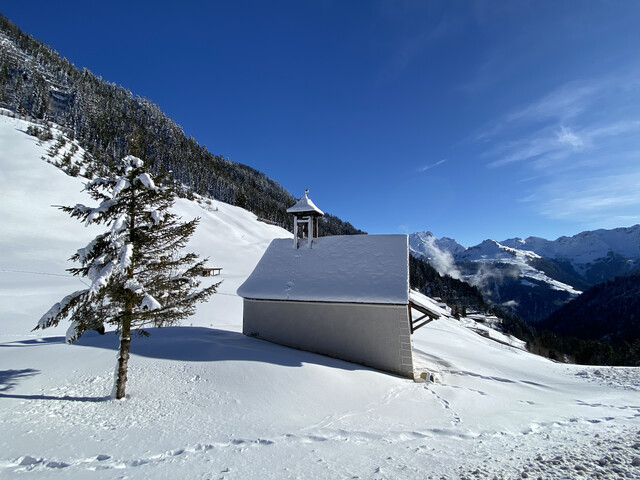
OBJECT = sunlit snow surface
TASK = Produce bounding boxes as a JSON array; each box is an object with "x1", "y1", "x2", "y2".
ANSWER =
[{"x1": 1, "y1": 114, "x2": 639, "y2": 479}]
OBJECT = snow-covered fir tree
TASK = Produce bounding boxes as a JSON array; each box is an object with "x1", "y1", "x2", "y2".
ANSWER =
[{"x1": 35, "y1": 155, "x2": 219, "y2": 399}]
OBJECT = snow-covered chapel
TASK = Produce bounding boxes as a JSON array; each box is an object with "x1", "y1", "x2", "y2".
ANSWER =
[{"x1": 237, "y1": 192, "x2": 437, "y2": 378}]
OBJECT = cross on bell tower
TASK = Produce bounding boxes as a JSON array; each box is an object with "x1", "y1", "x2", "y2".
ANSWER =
[{"x1": 286, "y1": 189, "x2": 324, "y2": 248}]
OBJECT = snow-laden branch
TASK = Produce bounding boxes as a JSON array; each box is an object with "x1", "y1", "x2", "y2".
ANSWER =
[
  {"x1": 140, "y1": 293, "x2": 161, "y2": 311},
  {"x1": 123, "y1": 155, "x2": 143, "y2": 169},
  {"x1": 88, "y1": 261, "x2": 115, "y2": 297},
  {"x1": 71, "y1": 203, "x2": 92, "y2": 215},
  {"x1": 76, "y1": 237, "x2": 98, "y2": 263},
  {"x1": 124, "y1": 278, "x2": 162, "y2": 311},
  {"x1": 112, "y1": 177, "x2": 130, "y2": 198},
  {"x1": 136, "y1": 173, "x2": 156, "y2": 190},
  {"x1": 83, "y1": 177, "x2": 111, "y2": 191},
  {"x1": 150, "y1": 210, "x2": 162, "y2": 225},
  {"x1": 120, "y1": 243, "x2": 133, "y2": 272},
  {"x1": 37, "y1": 290, "x2": 87, "y2": 329},
  {"x1": 72, "y1": 198, "x2": 116, "y2": 225},
  {"x1": 124, "y1": 277, "x2": 144, "y2": 294},
  {"x1": 65, "y1": 321, "x2": 81, "y2": 344},
  {"x1": 111, "y1": 213, "x2": 128, "y2": 234}
]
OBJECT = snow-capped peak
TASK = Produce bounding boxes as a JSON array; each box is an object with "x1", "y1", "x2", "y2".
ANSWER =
[{"x1": 501, "y1": 225, "x2": 640, "y2": 265}]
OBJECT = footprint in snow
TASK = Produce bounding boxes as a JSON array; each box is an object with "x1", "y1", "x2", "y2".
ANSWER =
[
  {"x1": 255, "y1": 438, "x2": 274, "y2": 445},
  {"x1": 16, "y1": 456, "x2": 42, "y2": 466},
  {"x1": 45, "y1": 461, "x2": 70, "y2": 469}
]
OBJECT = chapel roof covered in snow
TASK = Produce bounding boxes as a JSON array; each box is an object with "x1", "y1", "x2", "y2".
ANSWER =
[
  {"x1": 237, "y1": 234, "x2": 409, "y2": 304},
  {"x1": 286, "y1": 192, "x2": 324, "y2": 215}
]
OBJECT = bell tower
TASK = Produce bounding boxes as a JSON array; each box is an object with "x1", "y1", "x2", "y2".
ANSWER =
[{"x1": 286, "y1": 190, "x2": 324, "y2": 248}]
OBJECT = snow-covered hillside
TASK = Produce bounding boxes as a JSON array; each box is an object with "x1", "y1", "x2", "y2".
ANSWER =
[{"x1": 2, "y1": 114, "x2": 640, "y2": 479}]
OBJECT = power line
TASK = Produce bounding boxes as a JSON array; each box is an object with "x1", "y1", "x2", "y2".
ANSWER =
[
  {"x1": 0, "y1": 268, "x2": 74, "y2": 278},
  {"x1": 0, "y1": 269, "x2": 234, "y2": 294}
]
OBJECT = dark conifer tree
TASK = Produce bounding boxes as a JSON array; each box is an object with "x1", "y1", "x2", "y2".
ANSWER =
[{"x1": 35, "y1": 155, "x2": 219, "y2": 399}]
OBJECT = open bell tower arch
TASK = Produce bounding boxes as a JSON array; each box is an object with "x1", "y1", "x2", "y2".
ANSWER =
[{"x1": 286, "y1": 190, "x2": 324, "y2": 248}]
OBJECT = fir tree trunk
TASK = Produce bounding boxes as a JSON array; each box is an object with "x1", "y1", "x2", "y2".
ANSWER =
[
  {"x1": 114, "y1": 314, "x2": 131, "y2": 399},
  {"x1": 114, "y1": 173, "x2": 136, "y2": 400}
]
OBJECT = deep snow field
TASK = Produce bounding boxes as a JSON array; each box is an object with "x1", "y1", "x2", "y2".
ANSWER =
[{"x1": 1, "y1": 113, "x2": 640, "y2": 479}]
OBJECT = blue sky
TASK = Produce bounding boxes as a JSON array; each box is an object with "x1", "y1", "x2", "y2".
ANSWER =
[{"x1": 4, "y1": 1, "x2": 640, "y2": 246}]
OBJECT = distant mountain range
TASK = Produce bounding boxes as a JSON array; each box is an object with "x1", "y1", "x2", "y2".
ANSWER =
[{"x1": 410, "y1": 225, "x2": 640, "y2": 322}]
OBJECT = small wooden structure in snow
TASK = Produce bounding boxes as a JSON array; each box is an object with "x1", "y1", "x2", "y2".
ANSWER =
[
  {"x1": 200, "y1": 267, "x2": 222, "y2": 277},
  {"x1": 238, "y1": 192, "x2": 440, "y2": 378}
]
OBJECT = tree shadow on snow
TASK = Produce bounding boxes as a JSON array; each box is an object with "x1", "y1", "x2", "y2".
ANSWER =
[
  {"x1": 0, "y1": 391, "x2": 111, "y2": 402},
  {"x1": 0, "y1": 368, "x2": 111, "y2": 402},
  {"x1": 0, "y1": 337, "x2": 66, "y2": 347},
  {"x1": 74, "y1": 326, "x2": 366, "y2": 372},
  {"x1": 0, "y1": 368, "x2": 40, "y2": 392}
]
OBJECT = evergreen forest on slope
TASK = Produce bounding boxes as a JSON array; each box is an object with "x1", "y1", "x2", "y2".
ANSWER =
[
  {"x1": 496, "y1": 273, "x2": 640, "y2": 367},
  {"x1": 0, "y1": 14, "x2": 362, "y2": 236},
  {"x1": 535, "y1": 271, "x2": 640, "y2": 365}
]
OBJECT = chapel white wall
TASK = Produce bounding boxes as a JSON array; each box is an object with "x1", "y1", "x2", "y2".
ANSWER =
[{"x1": 242, "y1": 299, "x2": 414, "y2": 378}]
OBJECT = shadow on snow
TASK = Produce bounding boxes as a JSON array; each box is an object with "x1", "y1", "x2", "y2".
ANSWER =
[
  {"x1": 0, "y1": 368, "x2": 40, "y2": 392},
  {"x1": 0, "y1": 368, "x2": 111, "y2": 402},
  {"x1": 0, "y1": 392, "x2": 111, "y2": 402},
  {"x1": 1, "y1": 327, "x2": 378, "y2": 402},
  {"x1": 72, "y1": 326, "x2": 367, "y2": 372},
  {"x1": 0, "y1": 337, "x2": 67, "y2": 347}
]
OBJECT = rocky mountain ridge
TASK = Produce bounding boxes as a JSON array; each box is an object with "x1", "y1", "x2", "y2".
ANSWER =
[{"x1": 410, "y1": 225, "x2": 640, "y2": 322}]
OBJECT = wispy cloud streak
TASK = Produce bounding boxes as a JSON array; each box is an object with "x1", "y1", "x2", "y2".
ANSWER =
[
  {"x1": 417, "y1": 159, "x2": 447, "y2": 172},
  {"x1": 486, "y1": 120, "x2": 640, "y2": 168},
  {"x1": 505, "y1": 80, "x2": 602, "y2": 124},
  {"x1": 534, "y1": 170, "x2": 640, "y2": 223},
  {"x1": 477, "y1": 71, "x2": 640, "y2": 224}
]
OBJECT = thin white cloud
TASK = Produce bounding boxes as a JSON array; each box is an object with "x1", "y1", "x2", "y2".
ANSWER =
[
  {"x1": 555, "y1": 126, "x2": 583, "y2": 148},
  {"x1": 587, "y1": 120, "x2": 640, "y2": 139},
  {"x1": 505, "y1": 80, "x2": 602, "y2": 124},
  {"x1": 486, "y1": 127, "x2": 569, "y2": 167},
  {"x1": 477, "y1": 71, "x2": 640, "y2": 227},
  {"x1": 474, "y1": 72, "x2": 640, "y2": 143},
  {"x1": 486, "y1": 119, "x2": 640, "y2": 168},
  {"x1": 417, "y1": 159, "x2": 447, "y2": 172},
  {"x1": 517, "y1": 193, "x2": 537, "y2": 203},
  {"x1": 534, "y1": 169, "x2": 640, "y2": 223}
]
